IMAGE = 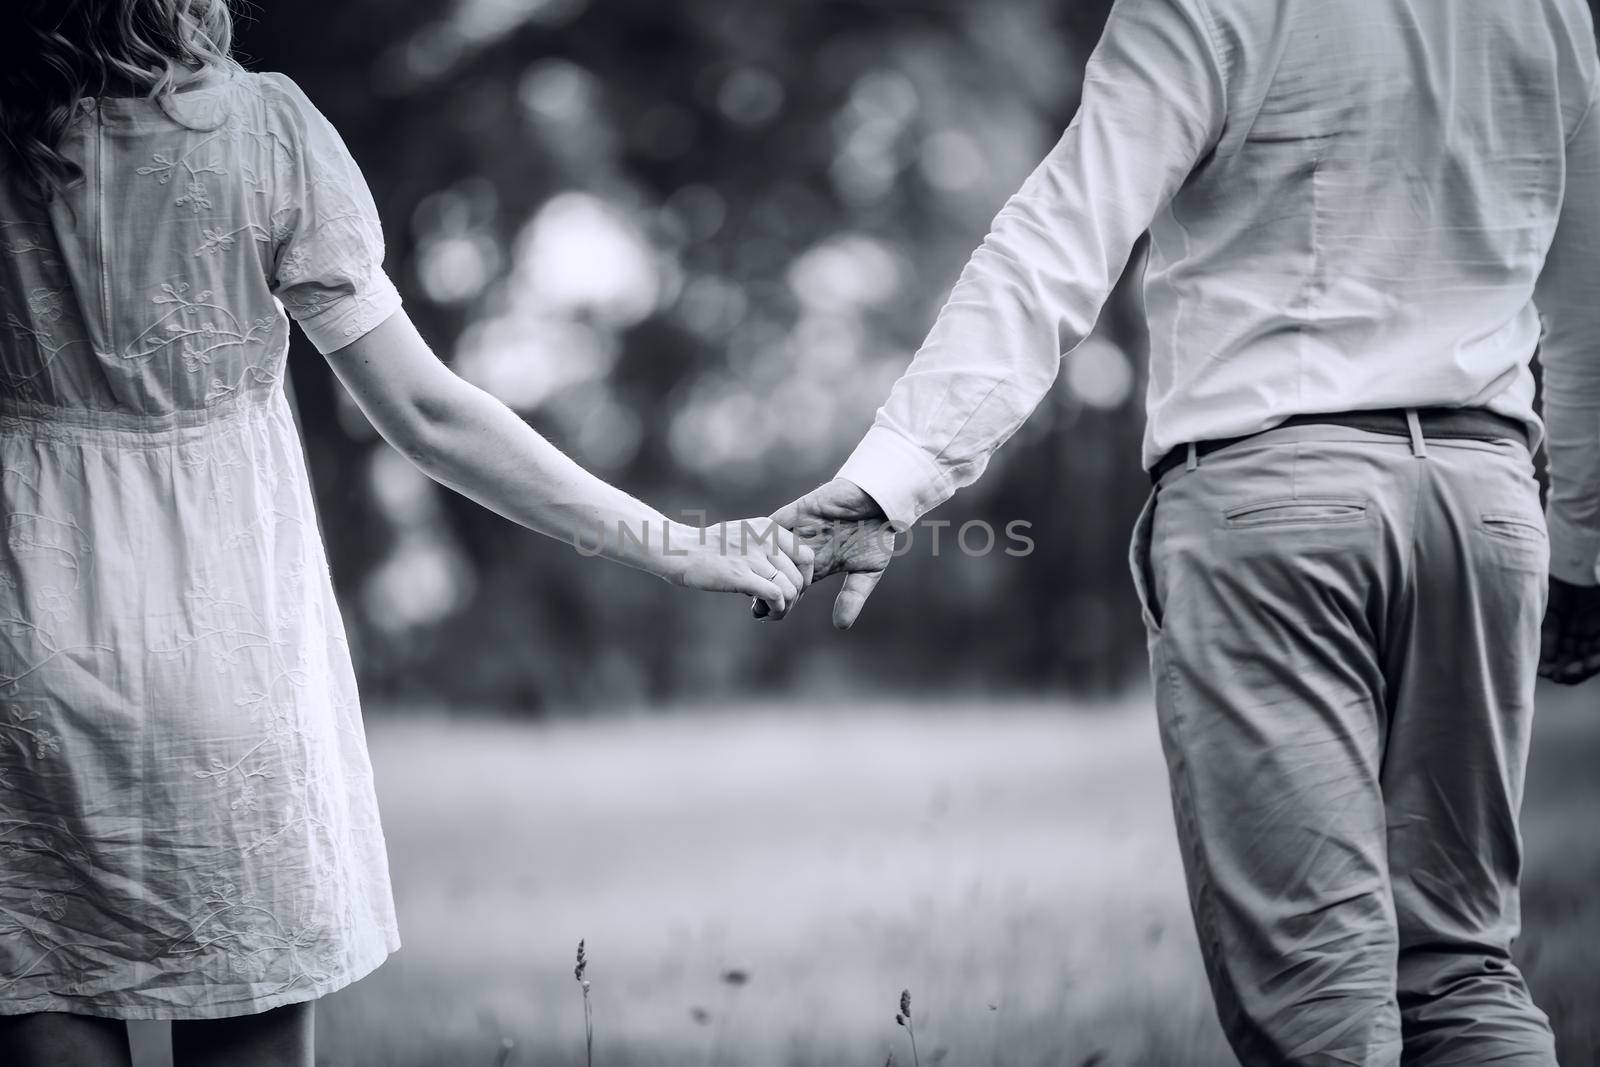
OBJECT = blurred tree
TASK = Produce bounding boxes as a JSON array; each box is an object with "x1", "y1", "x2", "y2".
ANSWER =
[{"x1": 237, "y1": 0, "x2": 1157, "y2": 712}]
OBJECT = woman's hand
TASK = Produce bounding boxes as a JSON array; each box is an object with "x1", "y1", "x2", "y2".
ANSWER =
[{"x1": 664, "y1": 518, "x2": 815, "y2": 615}]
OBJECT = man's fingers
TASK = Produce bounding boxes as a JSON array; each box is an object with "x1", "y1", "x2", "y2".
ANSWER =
[
  {"x1": 766, "y1": 496, "x2": 806, "y2": 531},
  {"x1": 1539, "y1": 602, "x2": 1600, "y2": 683},
  {"x1": 832, "y1": 569, "x2": 885, "y2": 630},
  {"x1": 1554, "y1": 644, "x2": 1600, "y2": 685},
  {"x1": 1554, "y1": 660, "x2": 1600, "y2": 685}
]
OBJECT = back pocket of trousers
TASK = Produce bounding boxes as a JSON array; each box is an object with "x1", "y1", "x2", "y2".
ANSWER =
[
  {"x1": 1223, "y1": 497, "x2": 1367, "y2": 528},
  {"x1": 1479, "y1": 513, "x2": 1545, "y2": 544}
]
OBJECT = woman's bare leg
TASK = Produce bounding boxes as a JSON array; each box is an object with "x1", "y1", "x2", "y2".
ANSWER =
[
  {"x1": 0, "y1": 1012, "x2": 131, "y2": 1067},
  {"x1": 171, "y1": 1001, "x2": 313, "y2": 1067}
]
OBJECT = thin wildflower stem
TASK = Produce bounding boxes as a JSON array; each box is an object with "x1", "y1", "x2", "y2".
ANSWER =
[
  {"x1": 895, "y1": 989, "x2": 921, "y2": 1067},
  {"x1": 575, "y1": 939, "x2": 594, "y2": 1067}
]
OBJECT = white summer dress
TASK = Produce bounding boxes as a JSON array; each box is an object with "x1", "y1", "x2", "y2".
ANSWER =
[{"x1": 0, "y1": 64, "x2": 401, "y2": 1018}]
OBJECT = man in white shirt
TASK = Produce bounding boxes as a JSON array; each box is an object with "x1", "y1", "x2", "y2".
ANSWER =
[{"x1": 766, "y1": 0, "x2": 1600, "y2": 1062}]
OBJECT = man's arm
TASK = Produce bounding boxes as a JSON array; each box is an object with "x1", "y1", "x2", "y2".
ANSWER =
[
  {"x1": 836, "y1": 0, "x2": 1228, "y2": 528},
  {"x1": 1537, "y1": 81, "x2": 1600, "y2": 589},
  {"x1": 1534, "y1": 76, "x2": 1600, "y2": 684},
  {"x1": 763, "y1": 0, "x2": 1226, "y2": 628}
]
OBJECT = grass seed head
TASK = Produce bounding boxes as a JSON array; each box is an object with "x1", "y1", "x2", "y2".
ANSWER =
[
  {"x1": 900, "y1": 990, "x2": 912, "y2": 1018},
  {"x1": 574, "y1": 939, "x2": 588, "y2": 983}
]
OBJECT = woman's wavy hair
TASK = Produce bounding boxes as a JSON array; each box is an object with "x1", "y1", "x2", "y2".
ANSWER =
[{"x1": 0, "y1": 0, "x2": 237, "y2": 199}]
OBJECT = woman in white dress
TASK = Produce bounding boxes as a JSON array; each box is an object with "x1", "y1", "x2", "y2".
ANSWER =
[{"x1": 0, "y1": 2, "x2": 812, "y2": 1063}]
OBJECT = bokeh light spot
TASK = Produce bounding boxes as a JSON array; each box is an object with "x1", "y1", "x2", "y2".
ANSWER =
[
  {"x1": 788, "y1": 234, "x2": 903, "y2": 313},
  {"x1": 519, "y1": 192, "x2": 660, "y2": 327},
  {"x1": 1067, "y1": 336, "x2": 1135, "y2": 410},
  {"x1": 418, "y1": 233, "x2": 500, "y2": 305},
  {"x1": 717, "y1": 67, "x2": 785, "y2": 128},
  {"x1": 919, "y1": 129, "x2": 984, "y2": 193},
  {"x1": 519, "y1": 59, "x2": 600, "y2": 126}
]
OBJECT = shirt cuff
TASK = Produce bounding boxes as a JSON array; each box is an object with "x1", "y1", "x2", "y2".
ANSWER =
[
  {"x1": 1547, "y1": 509, "x2": 1600, "y2": 586},
  {"x1": 296, "y1": 270, "x2": 404, "y2": 355},
  {"x1": 836, "y1": 426, "x2": 952, "y2": 529}
]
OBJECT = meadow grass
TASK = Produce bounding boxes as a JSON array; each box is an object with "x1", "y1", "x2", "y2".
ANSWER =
[
  {"x1": 264, "y1": 681, "x2": 1599, "y2": 1067},
  {"x1": 315, "y1": 696, "x2": 1219, "y2": 1066}
]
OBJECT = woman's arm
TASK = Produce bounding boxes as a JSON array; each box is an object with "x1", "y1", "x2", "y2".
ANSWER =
[{"x1": 322, "y1": 309, "x2": 811, "y2": 610}]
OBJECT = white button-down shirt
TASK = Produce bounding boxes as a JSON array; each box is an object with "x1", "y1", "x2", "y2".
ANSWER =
[{"x1": 838, "y1": 0, "x2": 1600, "y2": 585}]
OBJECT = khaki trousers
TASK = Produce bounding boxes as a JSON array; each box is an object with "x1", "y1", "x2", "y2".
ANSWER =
[{"x1": 1131, "y1": 421, "x2": 1558, "y2": 1066}]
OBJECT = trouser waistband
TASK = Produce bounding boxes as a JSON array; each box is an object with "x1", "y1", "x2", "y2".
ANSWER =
[{"x1": 1149, "y1": 407, "x2": 1531, "y2": 485}]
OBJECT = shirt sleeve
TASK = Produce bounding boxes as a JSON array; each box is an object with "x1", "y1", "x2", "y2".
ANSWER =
[
  {"x1": 1536, "y1": 78, "x2": 1600, "y2": 586},
  {"x1": 836, "y1": 0, "x2": 1227, "y2": 527},
  {"x1": 264, "y1": 73, "x2": 403, "y2": 356}
]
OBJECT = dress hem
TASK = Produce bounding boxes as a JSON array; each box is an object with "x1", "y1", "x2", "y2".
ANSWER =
[{"x1": 0, "y1": 931, "x2": 400, "y2": 1021}]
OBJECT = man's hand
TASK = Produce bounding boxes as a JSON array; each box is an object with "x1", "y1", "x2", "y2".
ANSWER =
[
  {"x1": 753, "y1": 478, "x2": 897, "y2": 629},
  {"x1": 1539, "y1": 576, "x2": 1600, "y2": 685}
]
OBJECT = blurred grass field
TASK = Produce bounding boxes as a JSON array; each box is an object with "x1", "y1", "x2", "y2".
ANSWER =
[{"x1": 275, "y1": 682, "x2": 1595, "y2": 1067}]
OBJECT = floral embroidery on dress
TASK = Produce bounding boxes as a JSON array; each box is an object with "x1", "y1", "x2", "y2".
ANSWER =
[
  {"x1": 30, "y1": 891, "x2": 67, "y2": 921},
  {"x1": 195, "y1": 739, "x2": 276, "y2": 813},
  {"x1": 276, "y1": 246, "x2": 310, "y2": 282},
  {"x1": 25, "y1": 289, "x2": 64, "y2": 323},
  {"x1": 176, "y1": 180, "x2": 214, "y2": 213},
  {"x1": 196, "y1": 228, "x2": 238, "y2": 255},
  {"x1": 138, "y1": 147, "x2": 227, "y2": 211},
  {"x1": 0, "y1": 219, "x2": 65, "y2": 272},
  {"x1": 135, "y1": 153, "x2": 181, "y2": 184},
  {"x1": 124, "y1": 282, "x2": 279, "y2": 387},
  {"x1": 0, "y1": 517, "x2": 109, "y2": 698},
  {"x1": 1, "y1": 705, "x2": 61, "y2": 761},
  {"x1": 2, "y1": 269, "x2": 91, "y2": 394},
  {"x1": 4, "y1": 234, "x2": 49, "y2": 256}
]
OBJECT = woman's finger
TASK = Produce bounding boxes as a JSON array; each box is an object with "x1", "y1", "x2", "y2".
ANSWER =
[
  {"x1": 738, "y1": 573, "x2": 785, "y2": 613},
  {"x1": 766, "y1": 522, "x2": 813, "y2": 570},
  {"x1": 770, "y1": 524, "x2": 815, "y2": 592},
  {"x1": 769, "y1": 569, "x2": 799, "y2": 609},
  {"x1": 767, "y1": 547, "x2": 805, "y2": 597}
]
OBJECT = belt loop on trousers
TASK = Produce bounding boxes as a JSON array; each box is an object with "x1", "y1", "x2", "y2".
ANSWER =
[
  {"x1": 1405, "y1": 409, "x2": 1427, "y2": 458},
  {"x1": 1185, "y1": 442, "x2": 1199, "y2": 472}
]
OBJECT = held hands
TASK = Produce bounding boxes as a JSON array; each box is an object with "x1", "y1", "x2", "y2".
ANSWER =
[
  {"x1": 1540, "y1": 576, "x2": 1600, "y2": 686},
  {"x1": 752, "y1": 478, "x2": 896, "y2": 629},
  {"x1": 669, "y1": 478, "x2": 893, "y2": 626},
  {"x1": 665, "y1": 518, "x2": 814, "y2": 617}
]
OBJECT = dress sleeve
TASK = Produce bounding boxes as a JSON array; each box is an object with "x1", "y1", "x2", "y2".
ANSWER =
[{"x1": 264, "y1": 73, "x2": 403, "y2": 355}]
